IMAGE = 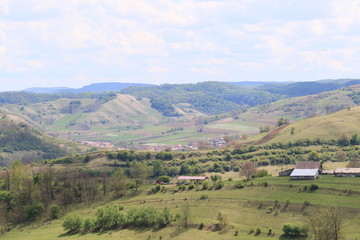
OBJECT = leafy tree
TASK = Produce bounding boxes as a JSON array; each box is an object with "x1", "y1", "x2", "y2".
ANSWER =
[
  {"x1": 129, "y1": 163, "x2": 149, "y2": 191},
  {"x1": 308, "y1": 150, "x2": 321, "y2": 161},
  {"x1": 152, "y1": 160, "x2": 164, "y2": 177}
]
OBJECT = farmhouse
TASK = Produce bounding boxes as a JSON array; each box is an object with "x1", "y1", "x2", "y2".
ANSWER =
[
  {"x1": 290, "y1": 169, "x2": 319, "y2": 180},
  {"x1": 334, "y1": 168, "x2": 360, "y2": 177}
]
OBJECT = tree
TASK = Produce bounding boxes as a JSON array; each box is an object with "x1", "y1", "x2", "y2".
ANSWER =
[
  {"x1": 290, "y1": 127, "x2": 295, "y2": 135},
  {"x1": 129, "y1": 163, "x2": 149, "y2": 191},
  {"x1": 240, "y1": 162, "x2": 257, "y2": 180},
  {"x1": 179, "y1": 202, "x2": 191, "y2": 229},
  {"x1": 308, "y1": 150, "x2": 321, "y2": 161},
  {"x1": 308, "y1": 206, "x2": 345, "y2": 240},
  {"x1": 111, "y1": 169, "x2": 128, "y2": 197},
  {"x1": 152, "y1": 160, "x2": 164, "y2": 178}
]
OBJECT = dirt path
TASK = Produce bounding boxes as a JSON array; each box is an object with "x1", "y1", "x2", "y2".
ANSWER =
[{"x1": 255, "y1": 124, "x2": 290, "y2": 145}]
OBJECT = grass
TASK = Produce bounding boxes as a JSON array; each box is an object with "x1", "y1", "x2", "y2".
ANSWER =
[
  {"x1": 2, "y1": 175, "x2": 360, "y2": 240},
  {"x1": 268, "y1": 106, "x2": 360, "y2": 143}
]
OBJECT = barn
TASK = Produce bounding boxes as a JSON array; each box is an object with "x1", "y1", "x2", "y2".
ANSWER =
[
  {"x1": 290, "y1": 169, "x2": 319, "y2": 180},
  {"x1": 334, "y1": 168, "x2": 360, "y2": 177},
  {"x1": 177, "y1": 176, "x2": 208, "y2": 183}
]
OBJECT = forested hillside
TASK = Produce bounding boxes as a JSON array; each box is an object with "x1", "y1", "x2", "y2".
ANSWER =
[
  {"x1": 121, "y1": 81, "x2": 281, "y2": 115},
  {"x1": 257, "y1": 79, "x2": 360, "y2": 97},
  {"x1": 0, "y1": 119, "x2": 71, "y2": 166}
]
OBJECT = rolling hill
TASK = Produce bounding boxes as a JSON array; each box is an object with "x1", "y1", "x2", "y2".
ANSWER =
[
  {"x1": 0, "y1": 118, "x2": 74, "y2": 166},
  {"x1": 267, "y1": 105, "x2": 360, "y2": 144}
]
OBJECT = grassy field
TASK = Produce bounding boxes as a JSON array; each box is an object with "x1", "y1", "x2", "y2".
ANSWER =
[
  {"x1": 269, "y1": 106, "x2": 360, "y2": 143},
  {"x1": 2, "y1": 174, "x2": 360, "y2": 240}
]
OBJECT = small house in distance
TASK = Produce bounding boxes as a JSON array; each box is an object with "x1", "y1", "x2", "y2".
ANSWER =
[
  {"x1": 334, "y1": 168, "x2": 360, "y2": 177},
  {"x1": 290, "y1": 169, "x2": 319, "y2": 180},
  {"x1": 177, "y1": 176, "x2": 208, "y2": 184}
]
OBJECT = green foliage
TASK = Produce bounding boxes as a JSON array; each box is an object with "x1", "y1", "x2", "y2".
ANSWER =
[
  {"x1": 122, "y1": 82, "x2": 281, "y2": 115},
  {"x1": 255, "y1": 169, "x2": 268, "y2": 178},
  {"x1": 213, "y1": 181, "x2": 224, "y2": 190},
  {"x1": 62, "y1": 214, "x2": 82, "y2": 232},
  {"x1": 25, "y1": 203, "x2": 45, "y2": 221},
  {"x1": 157, "y1": 175, "x2": 170, "y2": 183},
  {"x1": 82, "y1": 218, "x2": 94, "y2": 232},
  {"x1": 49, "y1": 204, "x2": 60, "y2": 219},
  {"x1": 95, "y1": 205, "x2": 126, "y2": 230},
  {"x1": 0, "y1": 119, "x2": 66, "y2": 158},
  {"x1": 282, "y1": 223, "x2": 308, "y2": 237}
]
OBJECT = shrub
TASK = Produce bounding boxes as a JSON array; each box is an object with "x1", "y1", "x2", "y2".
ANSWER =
[
  {"x1": 202, "y1": 181, "x2": 210, "y2": 190},
  {"x1": 25, "y1": 203, "x2": 45, "y2": 221},
  {"x1": 82, "y1": 218, "x2": 94, "y2": 232},
  {"x1": 50, "y1": 204, "x2": 60, "y2": 219},
  {"x1": 157, "y1": 175, "x2": 170, "y2": 183},
  {"x1": 187, "y1": 184, "x2": 195, "y2": 190},
  {"x1": 282, "y1": 223, "x2": 308, "y2": 237},
  {"x1": 95, "y1": 205, "x2": 126, "y2": 230},
  {"x1": 62, "y1": 214, "x2": 82, "y2": 232},
  {"x1": 234, "y1": 181, "x2": 245, "y2": 189},
  {"x1": 213, "y1": 181, "x2": 224, "y2": 190},
  {"x1": 198, "y1": 222, "x2": 204, "y2": 230},
  {"x1": 199, "y1": 194, "x2": 208, "y2": 200},
  {"x1": 255, "y1": 227, "x2": 261, "y2": 235},
  {"x1": 255, "y1": 169, "x2": 268, "y2": 178},
  {"x1": 309, "y1": 184, "x2": 318, "y2": 191}
]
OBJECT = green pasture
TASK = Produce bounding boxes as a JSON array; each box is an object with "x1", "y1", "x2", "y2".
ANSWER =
[{"x1": 2, "y1": 175, "x2": 360, "y2": 240}]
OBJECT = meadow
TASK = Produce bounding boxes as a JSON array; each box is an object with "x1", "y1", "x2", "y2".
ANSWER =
[{"x1": 2, "y1": 174, "x2": 360, "y2": 240}]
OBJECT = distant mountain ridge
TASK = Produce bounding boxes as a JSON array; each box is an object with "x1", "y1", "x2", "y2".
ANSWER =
[{"x1": 25, "y1": 82, "x2": 154, "y2": 94}]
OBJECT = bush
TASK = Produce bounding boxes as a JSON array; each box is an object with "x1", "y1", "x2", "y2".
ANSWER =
[
  {"x1": 234, "y1": 181, "x2": 245, "y2": 189},
  {"x1": 25, "y1": 202, "x2": 45, "y2": 221},
  {"x1": 309, "y1": 184, "x2": 318, "y2": 191},
  {"x1": 96, "y1": 205, "x2": 126, "y2": 230},
  {"x1": 202, "y1": 181, "x2": 210, "y2": 190},
  {"x1": 82, "y1": 218, "x2": 94, "y2": 232},
  {"x1": 157, "y1": 175, "x2": 170, "y2": 183},
  {"x1": 187, "y1": 184, "x2": 195, "y2": 190},
  {"x1": 282, "y1": 223, "x2": 308, "y2": 237},
  {"x1": 255, "y1": 227, "x2": 261, "y2": 235},
  {"x1": 199, "y1": 194, "x2": 208, "y2": 200},
  {"x1": 62, "y1": 214, "x2": 82, "y2": 232},
  {"x1": 50, "y1": 204, "x2": 60, "y2": 219},
  {"x1": 213, "y1": 181, "x2": 224, "y2": 190},
  {"x1": 255, "y1": 169, "x2": 268, "y2": 178},
  {"x1": 198, "y1": 222, "x2": 204, "y2": 230}
]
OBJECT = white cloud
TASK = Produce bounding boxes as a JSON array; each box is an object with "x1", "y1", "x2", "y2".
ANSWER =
[{"x1": 1, "y1": 0, "x2": 360, "y2": 90}]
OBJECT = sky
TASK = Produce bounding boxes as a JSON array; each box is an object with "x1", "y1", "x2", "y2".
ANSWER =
[{"x1": 1, "y1": 0, "x2": 360, "y2": 91}]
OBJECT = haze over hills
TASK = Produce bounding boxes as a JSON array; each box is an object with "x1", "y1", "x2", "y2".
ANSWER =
[
  {"x1": 1, "y1": 79, "x2": 360, "y2": 150},
  {"x1": 24, "y1": 82, "x2": 154, "y2": 94}
]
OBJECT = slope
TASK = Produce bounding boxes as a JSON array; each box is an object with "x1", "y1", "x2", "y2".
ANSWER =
[
  {"x1": 267, "y1": 106, "x2": 360, "y2": 144},
  {"x1": 0, "y1": 118, "x2": 70, "y2": 166}
]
